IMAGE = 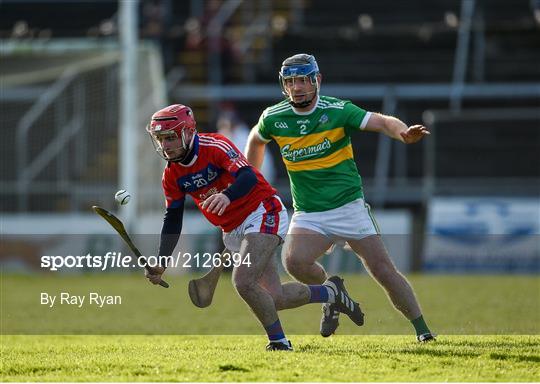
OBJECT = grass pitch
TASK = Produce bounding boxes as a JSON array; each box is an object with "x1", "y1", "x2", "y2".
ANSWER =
[
  {"x1": 1, "y1": 273, "x2": 539, "y2": 381},
  {"x1": 2, "y1": 335, "x2": 539, "y2": 381}
]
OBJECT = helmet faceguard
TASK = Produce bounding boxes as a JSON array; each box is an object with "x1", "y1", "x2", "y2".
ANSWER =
[
  {"x1": 279, "y1": 53, "x2": 320, "y2": 108},
  {"x1": 146, "y1": 104, "x2": 197, "y2": 163}
]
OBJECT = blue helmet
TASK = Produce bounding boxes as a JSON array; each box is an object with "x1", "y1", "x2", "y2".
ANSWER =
[{"x1": 279, "y1": 53, "x2": 320, "y2": 107}]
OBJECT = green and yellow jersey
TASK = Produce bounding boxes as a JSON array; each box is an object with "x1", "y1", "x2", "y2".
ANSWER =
[{"x1": 256, "y1": 95, "x2": 371, "y2": 212}]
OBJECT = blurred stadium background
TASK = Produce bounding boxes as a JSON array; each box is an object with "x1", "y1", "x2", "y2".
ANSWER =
[{"x1": 1, "y1": 0, "x2": 539, "y2": 277}]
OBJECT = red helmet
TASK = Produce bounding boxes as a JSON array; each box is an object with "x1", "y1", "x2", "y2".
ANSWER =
[{"x1": 146, "y1": 104, "x2": 197, "y2": 162}]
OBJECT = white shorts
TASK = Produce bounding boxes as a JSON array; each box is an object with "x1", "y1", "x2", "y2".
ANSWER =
[
  {"x1": 289, "y1": 198, "x2": 380, "y2": 240},
  {"x1": 222, "y1": 195, "x2": 288, "y2": 252}
]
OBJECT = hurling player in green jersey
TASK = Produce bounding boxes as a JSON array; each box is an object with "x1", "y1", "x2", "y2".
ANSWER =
[{"x1": 246, "y1": 53, "x2": 435, "y2": 342}]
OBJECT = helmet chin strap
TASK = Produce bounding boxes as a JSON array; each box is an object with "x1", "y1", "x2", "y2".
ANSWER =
[
  {"x1": 289, "y1": 90, "x2": 317, "y2": 108},
  {"x1": 170, "y1": 132, "x2": 196, "y2": 164},
  {"x1": 168, "y1": 149, "x2": 191, "y2": 163}
]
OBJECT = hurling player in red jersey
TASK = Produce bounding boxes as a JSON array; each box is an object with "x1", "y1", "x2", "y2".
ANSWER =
[{"x1": 145, "y1": 104, "x2": 365, "y2": 351}]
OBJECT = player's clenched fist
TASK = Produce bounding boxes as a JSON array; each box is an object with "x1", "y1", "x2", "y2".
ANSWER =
[
  {"x1": 145, "y1": 266, "x2": 165, "y2": 285},
  {"x1": 201, "y1": 193, "x2": 231, "y2": 216},
  {"x1": 400, "y1": 125, "x2": 430, "y2": 144}
]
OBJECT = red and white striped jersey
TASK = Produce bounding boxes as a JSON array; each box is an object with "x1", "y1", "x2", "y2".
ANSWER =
[{"x1": 162, "y1": 133, "x2": 277, "y2": 232}]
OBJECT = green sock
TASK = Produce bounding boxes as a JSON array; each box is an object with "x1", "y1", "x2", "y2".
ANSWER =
[{"x1": 411, "y1": 315, "x2": 430, "y2": 336}]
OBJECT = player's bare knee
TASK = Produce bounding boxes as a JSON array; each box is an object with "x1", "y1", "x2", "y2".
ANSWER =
[
  {"x1": 232, "y1": 273, "x2": 256, "y2": 297},
  {"x1": 368, "y1": 259, "x2": 398, "y2": 283},
  {"x1": 233, "y1": 280, "x2": 253, "y2": 298},
  {"x1": 283, "y1": 255, "x2": 304, "y2": 277}
]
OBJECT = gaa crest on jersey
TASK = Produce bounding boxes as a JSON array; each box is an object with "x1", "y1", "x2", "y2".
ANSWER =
[
  {"x1": 274, "y1": 121, "x2": 289, "y2": 129},
  {"x1": 265, "y1": 214, "x2": 276, "y2": 227},
  {"x1": 208, "y1": 168, "x2": 218, "y2": 182},
  {"x1": 319, "y1": 114, "x2": 329, "y2": 124}
]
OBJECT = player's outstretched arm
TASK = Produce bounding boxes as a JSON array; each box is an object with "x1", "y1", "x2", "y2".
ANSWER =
[
  {"x1": 399, "y1": 124, "x2": 431, "y2": 144},
  {"x1": 364, "y1": 113, "x2": 430, "y2": 144},
  {"x1": 245, "y1": 127, "x2": 267, "y2": 169}
]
